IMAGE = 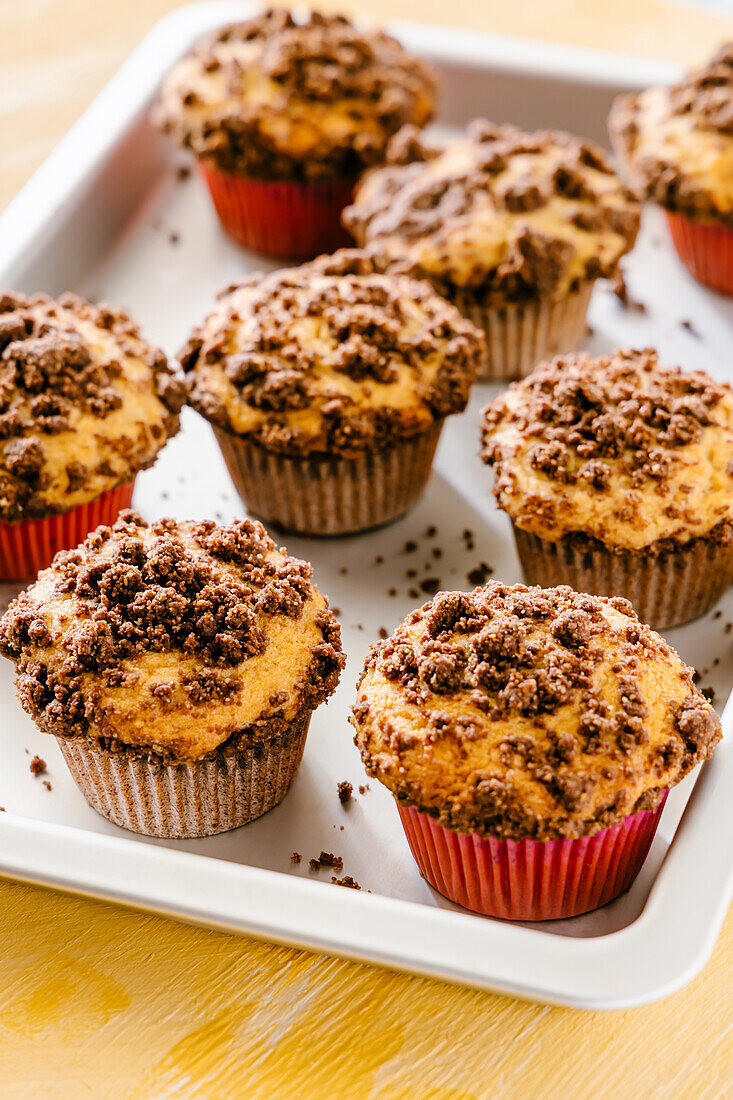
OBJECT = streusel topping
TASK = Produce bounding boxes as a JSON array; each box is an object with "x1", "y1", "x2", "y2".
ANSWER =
[
  {"x1": 0, "y1": 292, "x2": 184, "y2": 521},
  {"x1": 481, "y1": 348, "x2": 733, "y2": 551},
  {"x1": 180, "y1": 251, "x2": 485, "y2": 455},
  {"x1": 609, "y1": 44, "x2": 733, "y2": 225},
  {"x1": 343, "y1": 120, "x2": 640, "y2": 303},
  {"x1": 352, "y1": 583, "x2": 719, "y2": 839},
  {"x1": 155, "y1": 9, "x2": 436, "y2": 181},
  {"x1": 0, "y1": 512, "x2": 344, "y2": 760}
]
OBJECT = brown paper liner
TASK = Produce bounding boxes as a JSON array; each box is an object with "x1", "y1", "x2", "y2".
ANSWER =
[
  {"x1": 214, "y1": 423, "x2": 443, "y2": 536},
  {"x1": 513, "y1": 525, "x2": 733, "y2": 629},
  {"x1": 451, "y1": 282, "x2": 595, "y2": 381},
  {"x1": 56, "y1": 713, "x2": 311, "y2": 838}
]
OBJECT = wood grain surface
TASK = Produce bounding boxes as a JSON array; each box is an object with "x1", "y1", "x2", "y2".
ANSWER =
[{"x1": 1, "y1": 1, "x2": 733, "y2": 1096}]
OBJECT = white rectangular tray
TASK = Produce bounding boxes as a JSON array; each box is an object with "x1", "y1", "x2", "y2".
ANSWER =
[{"x1": 0, "y1": 0, "x2": 732, "y2": 1010}]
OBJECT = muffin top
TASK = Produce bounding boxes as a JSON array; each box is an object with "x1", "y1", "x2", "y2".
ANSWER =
[
  {"x1": 609, "y1": 44, "x2": 733, "y2": 226},
  {"x1": 352, "y1": 582, "x2": 720, "y2": 840},
  {"x1": 155, "y1": 9, "x2": 436, "y2": 182},
  {"x1": 481, "y1": 348, "x2": 733, "y2": 552},
  {"x1": 0, "y1": 512, "x2": 344, "y2": 762},
  {"x1": 0, "y1": 292, "x2": 185, "y2": 522},
  {"x1": 180, "y1": 251, "x2": 486, "y2": 456},
  {"x1": 342, "y1": 120, "x2": 640, "y2": 303}
]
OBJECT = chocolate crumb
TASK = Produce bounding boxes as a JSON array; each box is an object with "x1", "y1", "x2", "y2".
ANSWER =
[
  {"x1": 702, "y1": 686, "x2": 716, "y2": 702},
  {"x1": 338, "y1": 780, "x2": 353, "y2": 804},
  {"x1": 312, "y1": 851, "x2": 344, "y2": 871},
  {"x1": 420, "y1": 577, "x2": 440, "y2": 595},
  {"x1": 291, "y1": 851, "x2": 302, "y2": 864},
  {"x1": 30, "y1": 756, "x2": 46, "y2": 776},
  {"x1": 331, "y1": 875, "x2": 360, "y2": 889},
  {"x1": 42, "y1": 780, "x2": 52, "y2": 791},
  {"x1": 404, "y1": 541, "x2": 418, "y2": 553},
  {"x1": 169, "y1": 232, "x2": 180, "y2": 246},
  {"x1": 681, "y1": 319, "x2": 701, "y2": 339},
  {"x1": 308, "y1": 858, "x2": 320, "y2": 872},
  {"x1": 467, "y1": 562, "x2": 494, "y2": 586},
  {"x1": 408, "y1": 587, "x2": 420, "y2": 599},
  {"x1": 358, "y1": 784, "x2": 370, "y2": 794},
  {"x1": 176, "y1": 165, "x2": 191, "y2": 182},
  {"x1": 339, "y1": 567, "x2": 348, "y2": 575},
  {"x1": 374, "y1": 555, "x2": 384, "y2": 565},
  {"x1": 714, "y1": 610, "x2": 722, "y2": 619},
  {"x1": 425, "y1": 526, "x2": 437, "y2": 537},
  {"x1": 378, "y1": 627, "x2": 388, "y2": 639},
  {"x1": 388, "y1": 588, "x2": 397, "y2": 598},
  {"x1": 726, "y1": 623, "x2": 732, "y2": 634},
  {"x1": 432, "y1": 548, "x2": 442, "y2": 559},
  {"x1": 406, "y1": 568, "x2": 417, "y2": 578}
]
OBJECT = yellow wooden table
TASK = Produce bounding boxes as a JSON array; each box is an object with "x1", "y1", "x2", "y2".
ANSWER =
[{"x1": 1, "y1": 2, "x2": 733, "y2": 1095}]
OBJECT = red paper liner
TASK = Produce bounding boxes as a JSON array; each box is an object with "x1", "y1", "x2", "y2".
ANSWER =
[
  {"x1": 398, "y1": 793, "x2": 667, "y2": 921},
  {"x1": 0, "y1": 482, "x2": 135, "y2": 581},
  {"x1": 666, "y1": 211, "x2": 733, "y2": 296},
  {"x1": 200, "y1": 164, "x2": 355, "y2": 259}
]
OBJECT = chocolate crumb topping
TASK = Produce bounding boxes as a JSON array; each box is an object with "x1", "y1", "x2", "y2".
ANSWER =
[
  {"x1": 0, "y1": 512, "x2": 344, "y2": 761},
  {"x1": 0, "y1": 292, "x2": 184, "y2": 520},
  {"x1": 344, "y1": 120, "x2": 640, "y2": 305},
  {"x1": 482, "y1": 348, "x2": 733, "y2": 552},
  {"x1": 180, "y1": 250, "x2": 485, "y2": 456},
  {"x1": 352, "y1": 582, "x2": 720, "y2": 840},
  {"x1": 610, "y1": 44, "x2": 733, "y2": 226},
  {"x1": 155, "y1": 9, "x2": 436, "y2": 182}
]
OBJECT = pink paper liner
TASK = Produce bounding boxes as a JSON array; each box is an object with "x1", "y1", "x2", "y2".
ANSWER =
[
  {"x1": 665, "y1": 211, "x2": 733, "y2": 296},
  {"x1": 0, "y1": 481, "x2": 135, "y2": 580},
  {"x1": 398, "y1": 792, "x2": 668, "y2": 921},
  {"x1": 200, "y1": 164, "x2": 355, "y2": 259}
]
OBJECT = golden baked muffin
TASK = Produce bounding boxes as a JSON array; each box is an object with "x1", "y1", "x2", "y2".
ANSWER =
[
  {"x1": 0, "y1": 291, "x2": 184, "y2": 579},
  {"x1": 343, "y1": 120, "x2": 640, "y2": 379},
  {"x1": 609, "y1": 44, "x2": 733, "y2": 294},
  {"x1": 155, "y1": 8, "x2": 436, "y2": 258},
  {"x1": 352, "y1": 582, "x2": 720, "y2": 918},
  {"x1": 481, "y1": 347, "x2": 733, "y2": 627},
  {"x1": 180, "y1": 250, "x2": 485, "y2": 535},
  {"x1": 0, "y1": 511, "x2": 344, "y2": 838}
]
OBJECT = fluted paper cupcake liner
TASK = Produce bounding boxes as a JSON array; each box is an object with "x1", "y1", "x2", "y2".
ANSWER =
[
  {"x1": 0, "y1": 481, "x2": 135, "y2": 581},
  {"x1": 666, "y1": 212, "x2": 733, "y2": 296},
  {"x1": 214, "y1": 424, "x2": 443, "y2": 536},
  {"x1": 56, "y1": 712, "x2": 310, "y2": 838},
  {"x1": 398, "y1": 793, "x2": 667, "y2": 921},
  {"x1": 513, "y1": 525, "x2": 733, "y2": 629},
  {"x1": 200, "y1": 164, "x2": 354, "y2": 259},
  {"x1": 451, "y1": 281, "x2": 594, "y2": 381}
]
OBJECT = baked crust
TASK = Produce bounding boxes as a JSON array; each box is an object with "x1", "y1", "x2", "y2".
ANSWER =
[
  {"x1": 351, "y1": 583, "x2": 720, "y2": 840},
  {"x1": 179, "y1": 250, "x2": 485, "y2": 456},
  {"x1": 0, "y1": 291, "x2": 185, "y2": 521},
  {"x1": 154, "y1": 9, "x2": 436, "y2": 182},
  {"x1": 609, "y1": 44, "x2": 733, "y2": 226},
  {"x1": 0, "y1": 511, "x2": 344, "y2": 761},
  {"x1": 342, "y1": 119, "x2": 640, "y2": 305},
  {"x1": 481, "y1": 348, "x2": 733, "y2": 551}
]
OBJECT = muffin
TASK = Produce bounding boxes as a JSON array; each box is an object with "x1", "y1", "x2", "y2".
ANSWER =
[
  {"x1": 0, "y1": 511, "x2": 344, "y2": 838},
  {"x1": 155, "y1": 9, "x2": 436, "y2": 259},
  {"x1": 0, "y1": 291, "x2": 184, "y2": 580},
  {"x1": 352, "y1": 582, "x2": 721, "y2": 920},
  {"x1": 180, "y1": 250, "x2": 485, "y2": 536},
  {"x1": 481, "y1": 348, "x2": 733, "y2": 629},
  {"x1": 343, "y1": 120, "x2": 640, "y2": 380},
  {"x1": 609, "y1": 44, "x2": 733, "y2": 295}
]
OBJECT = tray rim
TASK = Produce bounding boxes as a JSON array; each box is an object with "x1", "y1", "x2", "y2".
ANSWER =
[{"x1": 0, "y1": 0, "x2": 729, "y2": 1011}]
